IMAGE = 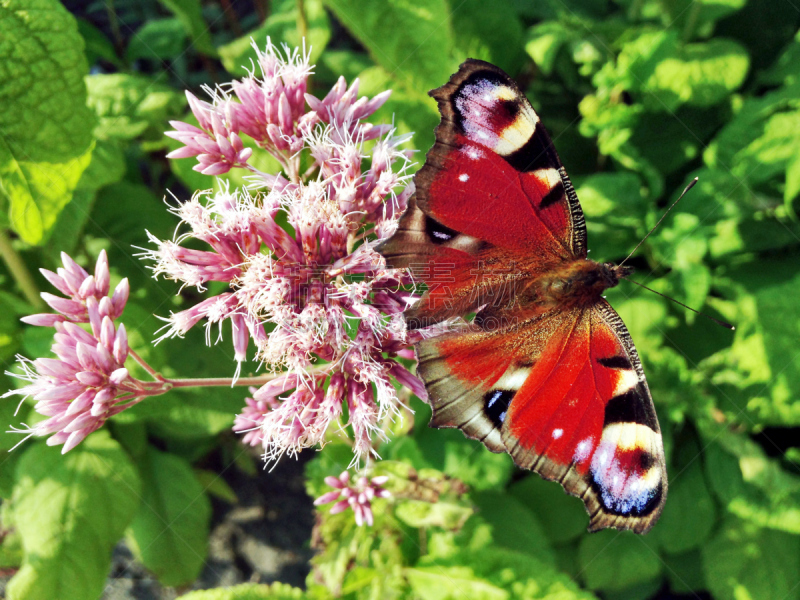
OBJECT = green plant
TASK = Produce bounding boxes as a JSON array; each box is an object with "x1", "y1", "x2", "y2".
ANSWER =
[{"x1": 0, "y1": 1, "x2": 799, "y2": 599}]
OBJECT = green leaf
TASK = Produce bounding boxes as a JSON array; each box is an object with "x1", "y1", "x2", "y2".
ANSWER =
[
  {"x1": 415, "y1": 426, "x2": 514, "y2": 491},
  {"x1": 525, "y1": 22, "x2": 574, "y2": 75},
  {"x1": 470, "y1": 491, "x2": 555, "y2": 565},
  {"x1": 508, "y1": 474, "x2": 587, "y2": 544},
  {"x1": 784, "y1": 153, "x2": 800, "y2": 211},
  {"x1": 0, "y1": 527, "x2": 23, "y2": 569},
  {"x1": 179, "y1": 582, "x2": 308, "y2": 599},
  {"x1": 125, "y1": 447, "x2": 211, "y2": 586},
  {"x1": 574, "y1": 172, "x2": 645, "y2": 260},
  {"x1": 591, "y1": 31, "x2": 748, "y2": 113},
  {"x1": 157, "y1": 0, "x2": 216, "y2": 56},
  {"x1": 1, "y1": 138, "x2": 93, "y2": 245},
  {"x1": 0, "y1": 449, "x2": 22, "y2": 500},
  {"x1": 7, "y1": 433, "x2": 141, "y2": 600},
  {"x1": 703, "y1": 429, "x2": 800, "y2": 534},
  {"x1": 720, "y1": 257, "x2": 800, "y2": 425},
  {"x1": 661, "y1": 548, "x2": 707, "y2": 595},
  {"x1": 658, "y1": 0, "x2": 747, "y2": 37},
  {"x1": 323, "y1": 0, "x2": 456, "y2": 91},
  {"x1": 86, "y1": 73, "x2": 186, "y2": 141},
  {"x1": 194, "y1": 468, "x2": 238, "y2": 504},
  {"x1": 760, "y1": 30, "x2": 800, "y2": 86},
  {"x1": 703, "y1": 518, "x2": 800, "y2": 600},
  {"x1": 656, "y1": 37, "x2": 749, "y2": 108},
  {"x1": 395, "y1": 499, "x2": 472, "y2": 530},
  {"x1": 451, "y1": 0, "x2": 524, "y2": 74},
  {"x1": 126, "y1": 18, "x2": 188, "y2": 61},
  {"x1": 650, "y1": 438, "x2": 715, "y2": 554},
  {"x1": 46, "y1": 139, "x2": 126, "y2": 260},
  {"x1": 0, "y1": 0, "x2": 95, "y2": 163},
  {"x1": 76, "y1": 19, "x2": 121, "y2": 67},
  {"x1": 704, "y1": 81, "x2": 800, "y2": 186},
  {"x1": 218, "y1": 0, "x2": 330, "y2": 77},
  {"x1": 421, "y1": 547, "x2": 598, "y2": 600},
  {"x1": 356, "y1": 65, "x2": 440, "y2": 152},
  {"x1": 578, "y1": 531, "x2": 662, "y2": 592},
  {"x1": 405, "y1": 566, "x2": 509, "y2": 600}
]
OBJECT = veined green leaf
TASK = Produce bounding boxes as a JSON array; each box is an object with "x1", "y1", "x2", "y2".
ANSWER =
[
  {"x1": 395, "y1": 499, "x2": 472, "y2": 530},
  {"x1": 525, "y1": 22, "x2": 574, "y2": 75},
  {"x1": 451, "y1": 0, "x2": 524, "y2": 73},
  {"x1": 578, "y1": 530, "x2": 662, "y2": 592},
  {"x1": 6, "y1": 433, "x2": 141, "y2": 600},
  {"x1": 45, "y1": 139, "x2": 126, "y2": 260},
  {"x1": 125, "y1": 447, "x2": 211, "y2": 586},
  {"x1": 704, "y1": 429, "x2": 800, "y2": 533},
  {"x1": 703, "y1": 518, "x2": 800, "y2": 600},
  {"x1": 324, "y1": 0, "x2": 456, "y2": 91},
  {"x1": 0, "y1": 0, "x2": 95, "y2": 163},
  {"x1": 1, "y1": 138, "x2": 92, "y2": 245},
  {"x1": 126, "y1": 18, "x2": 188, "y2": 61},
  {"x1": 86, "y1": 73, "x2": 185, "y2": 141},
  {"x1": 406, "y1": 566, "x2": 509, "y2": 600}
]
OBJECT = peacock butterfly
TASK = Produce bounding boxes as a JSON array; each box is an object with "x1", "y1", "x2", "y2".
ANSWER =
[{"x1": 378, "y1": 59, "x2": 667, "y2": 533}]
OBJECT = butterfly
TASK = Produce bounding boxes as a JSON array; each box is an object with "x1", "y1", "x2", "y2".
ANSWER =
[{"x1": 378, "y1": 59, "x2": 667, "y2": 533}]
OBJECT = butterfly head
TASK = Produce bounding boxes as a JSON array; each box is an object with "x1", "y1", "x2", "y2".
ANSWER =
[
  {"x1": 607, "y1": 263, "x2": 635, "y2": 281},
  {"x1": 581, "y1": 262, "x2": 635, "y2": 297}
]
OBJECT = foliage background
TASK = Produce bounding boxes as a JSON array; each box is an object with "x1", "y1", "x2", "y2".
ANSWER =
[{"x1": 1, "y1": 0, "x2": 800, "y2": 598}]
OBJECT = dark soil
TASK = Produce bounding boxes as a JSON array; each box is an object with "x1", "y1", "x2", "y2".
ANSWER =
[{"x1": 102, "y1": 450, "x2": 315, "y2": 599}]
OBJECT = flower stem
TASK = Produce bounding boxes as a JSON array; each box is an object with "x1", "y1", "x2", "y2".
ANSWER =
[
  {"x1": 297, "y1": 0, "x2": 309, "y2": 42},
  {"x1": 0, "y1": 230, "x2": 45, "y2": 310},
  {"x1": 167, "y1": 373, "x2": 288, "y2": 388},
  {"x1": 132, "y1": 363, "x2": 330, "y2": 393},
  {"x1": 128, "y1": 348, "x2": 164, "y2": 381}
]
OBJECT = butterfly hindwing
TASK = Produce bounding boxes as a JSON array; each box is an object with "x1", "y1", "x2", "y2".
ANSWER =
[{"x1": 416, "y1": 303, "x2": 666, "y2": 534}]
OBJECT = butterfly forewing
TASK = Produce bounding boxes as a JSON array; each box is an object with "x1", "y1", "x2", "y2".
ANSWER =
[{"x1": 379, "y1": 59, "x2": 667, "y2": 533}]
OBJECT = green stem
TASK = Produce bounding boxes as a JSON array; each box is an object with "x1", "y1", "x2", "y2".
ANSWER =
[
  {"x1": 0, "y1": 230, "x2": 44, "y2": 310},
  {"x1": 628, "y1": 0, "x2": 644, "y2": 20},
  {"x1": 167, "y1": 373, "x2": 294, "y2": 388},
  {"x1": 297, "y1": 0, "x2": 309, "y2": 43},
  {"x1": 682, "y1": 1, "x2": 701, "y2": 43},
  {"x1": 129, "y1": 347, "x2": 329, "y2": 394},
  {"x1": 128, "y1": 348, "x2": 164, "y2": 381}
]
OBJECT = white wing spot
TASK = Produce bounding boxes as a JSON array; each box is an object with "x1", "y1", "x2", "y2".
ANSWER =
[
  {"x1": 466, "y1": 148, "x2": 482, "y2": 160},
  {"x1": 458, "y1": 173, "x2": 469, "y2": 182},
  {"x1": 574, "y1": 437, "x2": 594, "y2": 463},
  {"x1": 552, "y1": 428, "x2": 563, "y2": 439}
]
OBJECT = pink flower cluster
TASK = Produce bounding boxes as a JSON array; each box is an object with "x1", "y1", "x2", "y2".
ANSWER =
[
  {"x1": 3, "y1": 252, "x2": 145, "y2": 453},
  {"x1": 314, "y1": 471, "x2": 391, "y2": 527},
  {"x1": 165, "y1": 41, "x2": 391, "y2": 184},
  {"x1": 149, "y1": 40, "x2": 426, "y2": 465}
]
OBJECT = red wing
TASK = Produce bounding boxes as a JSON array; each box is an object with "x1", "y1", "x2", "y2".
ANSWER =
[
  {"x1": 378, "y1": 59, "x2": 587, "y2": 326},
  {"x1": 416, "y1": 59, "x2": 587, "y2": 260},
  {"x1": 416, "y1": 301, "x2": 667, "y2": 534}
]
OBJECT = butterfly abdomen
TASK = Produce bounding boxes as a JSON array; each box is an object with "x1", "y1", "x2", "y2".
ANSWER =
[{"x1": 535, "y1": 260, "x2": 632, "y2": 309}]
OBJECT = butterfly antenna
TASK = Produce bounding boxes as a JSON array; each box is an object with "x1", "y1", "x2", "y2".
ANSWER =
[
  {"x1": 621, "y1": 276, "x2": 735, "y2": 331},
  {"x1": 618, "y1": 177, "x2": 699, "y2": 268}
]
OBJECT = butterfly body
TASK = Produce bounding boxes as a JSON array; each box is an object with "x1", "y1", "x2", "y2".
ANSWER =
[
  {"x1": 532, "y1": 260, "x2": 633, "y2": 310},
  {"x1": 379, "y1": 59, "x2": 667, "y2": 533}
]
